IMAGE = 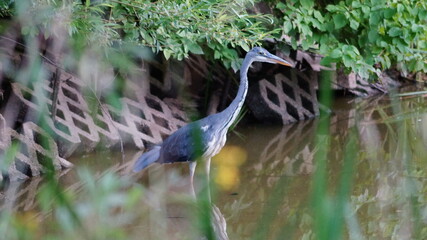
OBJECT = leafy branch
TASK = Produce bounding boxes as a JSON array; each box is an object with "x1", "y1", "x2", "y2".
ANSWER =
[{"x1": 274, "y1": 0, "x2": 427, "y2": 79}]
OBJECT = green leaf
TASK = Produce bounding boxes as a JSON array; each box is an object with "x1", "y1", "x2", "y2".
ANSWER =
[
  {"x1": 350, "y1": 9, "x2": 360, "y2": 20},
  {"x1": 365, "y1": 55, "x2": 375, "y2": 65},
  {"x1": 325, "y1": 21, "x2": 335, "y2": 32},
  {"x1": 397, "y1": 4, "x2": 404, "y2": 13},
  {"x1": 333, "y1": 14, "x2": 347, "y2": 29},
  {"x1": 351, "y1": 2, "x2": 362, "y2": 8},
  {"x1": 342, "y1": 54, "x2": 353, "y2": 67},
  {"x1": 352, "y1": 46, "x2": 360, "y2": 55},
  {"x1": 410, "y1": 24, "x2": 423, "y2": 33},
  {"x1": 379, "y1": 41, "x2": 388, "y2": 47},
  {"x1": 393, "y1": 38, "x2": 407, "y2": 52},
  {"x1": 291, "y1": 38, "x2": 298, "y2": 49},
  {"x1": 300, "y1": 24, "x2": 312, "y2": 36},
  {"x1": 214, "y1": 50, "x2": 221, "y2": 59},
  {"x1": 419, "y1": 9, "x2": 427, "y2": 20},
  {"x1": 99, "y1": 3, "x2": 114, "y2": 8},
  {"x1": 301, "y1": 0, "x2": 314, "y2": 9},
  {"x1": 381, "y1": 55, "x2": 391, "y2": 68},
  {"x1": 319, "y1": 34, "x2": 329, "y2": 45},
  {"x1": 388, "y1": 27, "x2": 402, "y2": 37},
  {"x1": 326, "y1": 5, "x2": 339, "y2": 12},
  {"x1": 231, "y1": 59, "x2": 241, "y2": 72},
  {"x1": 350, "y1": 19, "x2": 359, "y2": 30},
  {"x1": 240, "y1": 42, "x2": 250, "y2": 52},
  {"x1": 361, "y1": 6, "x2": 370, "y2": 15},
  {"x1": 276, "y1": 2, "x2": 287, "y2": 10},
  {"x1": 369, "y1": 12, "x2": 381, "y2": 25},
  {"x1": 311, "y1": 18, "x2": 324, "y2": 31},
  {"x1": 301, "y1": 39, "x2": 312, "y2": 50},
  {"x1": 283, "y1": 21, "x2": 293, "y2": 33},
  {"x1": 320, "y1": 56, "x2": 335, "y2": 66},
  {"x1": 314, "y1": 10, "x2": 324, "y2": 23},
  {"x1": 187, "y1": 42, "x2": 204, "y2": 54},
  {"x1": 329, "y1": 48, "x2": 342, "y2": 58},
  {"x1": 342, "y1": 45, "x2": 357, "y2": 58},
  {"x1": 383, "y1": 8, "x2": 396, "y2": 18},
  {"x1": 163, "y1": 49, "x2": 173, "y2": 59},
  {"x1": 140, "y1": 30, "x2": 153, "y2": 44}
]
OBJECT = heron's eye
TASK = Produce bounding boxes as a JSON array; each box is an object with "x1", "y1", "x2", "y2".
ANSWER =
[{"x1": 258, "y1": 51, "x2": 266, "y2": 56}]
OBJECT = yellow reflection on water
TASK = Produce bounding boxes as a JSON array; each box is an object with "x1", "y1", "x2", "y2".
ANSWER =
[{"x1": 212, "y1": 145, "x2": 247, "y2": 191}]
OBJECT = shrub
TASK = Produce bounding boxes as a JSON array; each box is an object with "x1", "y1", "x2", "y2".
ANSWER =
[
  {"x1": 2, "y1": 0, "x2": 274, "y2": 71},
  {"x1": 274, "y1": 0, "x2": 427, "y2": 79}
]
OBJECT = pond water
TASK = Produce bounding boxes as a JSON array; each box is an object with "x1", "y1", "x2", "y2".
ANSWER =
[
  {"x1": 1, "y1": 90, "x2": 427, "y2": 239},
  {"x1": 213, "y1": 91, "x2": 427, "y2": 240}
]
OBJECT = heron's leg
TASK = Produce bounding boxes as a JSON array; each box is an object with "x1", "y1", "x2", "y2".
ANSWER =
[
  {"x1": 204, "y1": 158, "x2": 212, "y2": 202},
  {"x1": 204, "y1": 158, "x2": 211, "y2": 179},
  {"x1": 189, "y1": 161, "x2": 197, "y2": 198}
]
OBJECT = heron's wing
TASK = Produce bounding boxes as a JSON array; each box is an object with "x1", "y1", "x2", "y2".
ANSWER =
[
  {"x1": 133, "y1": 145, "x2": 161, "y2": 172},
  {"x1": 160, "y1": 128, "x2": 192, "y2": 163},
  {"x1": 159, "y1": 122, "x2": 210, "y2": 163}
]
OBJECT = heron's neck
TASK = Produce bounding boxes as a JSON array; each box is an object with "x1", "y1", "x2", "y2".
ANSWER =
[{"x1": 219, "y1": 56, "x2": 253, "y2": 129}]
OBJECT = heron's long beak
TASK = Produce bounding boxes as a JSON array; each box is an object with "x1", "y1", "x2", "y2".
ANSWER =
[{"x1": 271, "y1": 55, "x2": 293, "y2": 67}]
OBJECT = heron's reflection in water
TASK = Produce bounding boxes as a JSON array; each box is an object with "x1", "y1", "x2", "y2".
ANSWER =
[
  {"x1": 210, "y1": 204, "x2": 229, "y2": 240},
  {"x1": 137, "y1": 159, "x2": 229, "y2": 240},
  {"x1": 155, "y1": 200, "x2": 228, "y2": 240}
]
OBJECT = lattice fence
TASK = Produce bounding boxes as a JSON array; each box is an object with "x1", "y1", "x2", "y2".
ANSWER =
[
  {"x1": 0, "y1": 114, "x2": 72, "y2": 181},
  {"x1": 14, "y1": 66, "x2": 187, "y2": 148},
  {"x1": 252, "y1": 71, "x2": 319, "y2": 124},
  {"x1": 0, "y1": 55, "x2": 189, "y2": 180},
  {"x1": 248, "y1": 50, "x2": 320, "y2": 125}
]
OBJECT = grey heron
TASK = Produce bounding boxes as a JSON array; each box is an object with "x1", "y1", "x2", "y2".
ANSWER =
[{"x1": 133, "y1": 47, "x2": 293, "y2": 192}]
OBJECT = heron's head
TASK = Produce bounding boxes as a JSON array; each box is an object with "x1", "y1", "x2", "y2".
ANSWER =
[{"x1": 249, "y1": 47, "x2": 293, "y2": 67}]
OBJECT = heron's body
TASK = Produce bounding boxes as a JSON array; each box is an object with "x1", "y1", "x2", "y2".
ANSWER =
[
  {"x1": 133, "y1": 47, "x2": 292, "y2": 190},
  {"x1": 133, "y1": 103, "x2": 241, "y2": 171}
]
